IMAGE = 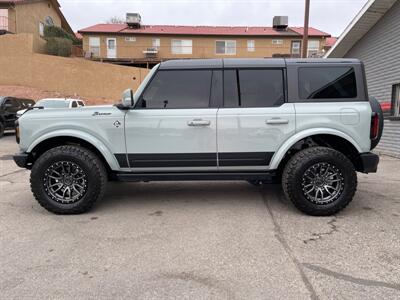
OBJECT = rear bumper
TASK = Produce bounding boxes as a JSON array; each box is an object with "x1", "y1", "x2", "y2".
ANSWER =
[
  {"x1": 13, "y1": 152, "x2": 29, "y2": 169},
  {"x1": 355, "y1": 152, "x2": 379, "y2": 173}
]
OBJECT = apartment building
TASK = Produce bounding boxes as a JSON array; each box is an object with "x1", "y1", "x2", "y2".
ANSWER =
[
  {"x1": 0, "y1": 0, "x2": 73, "y2": 52},
  {"x1": 78, "y1": 14, "x2": 332, "y2": 67}
]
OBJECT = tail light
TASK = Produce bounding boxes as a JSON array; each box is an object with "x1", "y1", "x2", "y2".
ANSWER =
[{"x1": 370, "y1": 113, "x2": 379, "y2": 140}]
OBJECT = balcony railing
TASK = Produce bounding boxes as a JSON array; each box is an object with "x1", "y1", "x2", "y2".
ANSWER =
[{"x1": 0, "y1": 16, "x2": 8, "y2": 31}]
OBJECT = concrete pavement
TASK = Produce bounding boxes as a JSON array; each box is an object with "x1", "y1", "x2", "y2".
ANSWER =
[{"x1": 0, "y1": 134, "x2": 399, "y2": 299}]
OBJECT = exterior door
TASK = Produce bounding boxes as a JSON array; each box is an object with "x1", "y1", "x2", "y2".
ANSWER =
[
  {"x1": 217, "y1": 68, "x2": 296, "y2": 171},
  {"x1": 124, "y1": 68, "x2": 220, "y2": 171},
  {"x1": 106, "y1": 38, "x2": 117, "y2": 58}
]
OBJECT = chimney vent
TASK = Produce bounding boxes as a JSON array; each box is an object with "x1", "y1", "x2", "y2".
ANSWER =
[{"x1": 273, "y1": 16, "x2": 288, "y2": 31}]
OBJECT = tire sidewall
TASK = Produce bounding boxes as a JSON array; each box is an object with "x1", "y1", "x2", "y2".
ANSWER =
[
  {"x1": 31, "y1": 148, "x2": 103, "y2": 212},
  {"x1": 288, "y1": 150, "x2": 356, "y2": 214}
]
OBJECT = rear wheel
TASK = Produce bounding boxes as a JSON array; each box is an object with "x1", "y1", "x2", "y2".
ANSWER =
[
  {"x1": 282, "y1": 147, "x2": 357, "y2": 216},
  {"x1": 30, "y1": 145, "x2": 107, "y2": 214}
]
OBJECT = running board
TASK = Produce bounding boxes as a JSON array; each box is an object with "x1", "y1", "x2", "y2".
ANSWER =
[{"x1": 115, "y1": 171, "x2": 277, "y2": 182}]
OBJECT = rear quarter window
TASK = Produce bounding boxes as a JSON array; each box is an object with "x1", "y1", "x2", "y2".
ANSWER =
[{"x1": 298, "y1": 67, "x2": 357, "y2": 100}]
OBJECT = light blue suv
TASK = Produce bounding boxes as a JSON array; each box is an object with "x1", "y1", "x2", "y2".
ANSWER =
[{"x1": 13, "y1": 58, "x2": 383, "y2": 216}]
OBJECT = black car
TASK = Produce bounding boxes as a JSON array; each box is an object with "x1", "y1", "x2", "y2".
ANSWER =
[{"x1": 0, "y1": 97, "x2": 35, "y2": 137}]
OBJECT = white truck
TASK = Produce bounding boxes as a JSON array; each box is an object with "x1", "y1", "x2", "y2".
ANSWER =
[{"x1": 13, "y1": 58, "x2": 383, "y2": 216}]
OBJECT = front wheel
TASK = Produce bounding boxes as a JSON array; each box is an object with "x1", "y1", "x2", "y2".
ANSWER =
[
  {"x1": 30, "y1": 145, "x2": 107, "y2": 214},
  {"x1": 282, "y1": 147, "x2": 357, "y2": 216}
]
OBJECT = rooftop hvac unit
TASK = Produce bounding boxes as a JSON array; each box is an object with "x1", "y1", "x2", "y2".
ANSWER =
[
  {"x1": 126, "y1": 13, "x2": 141, "y2": 28},
  {"x1": 273, "y1": 16, "x2": 288, "y2": 31}
]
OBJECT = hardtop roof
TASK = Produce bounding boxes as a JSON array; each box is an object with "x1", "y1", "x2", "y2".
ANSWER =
[{"x1": 159, "y1": 58, "x2": 362, "y2": 69}]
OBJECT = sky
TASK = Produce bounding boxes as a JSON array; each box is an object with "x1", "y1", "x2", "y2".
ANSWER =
[{"x1": 59, "y1": 0, "x2": 369, "y2": 37}]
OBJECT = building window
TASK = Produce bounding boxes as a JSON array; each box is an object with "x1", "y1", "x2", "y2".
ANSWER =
[
  {"x1": 0, "y1": 9, "x2": 8, "y2": 31},
  {"x1": 171, "y1": 39, "x2": 192, "y2": 54},
  {"x1": 152, "y1": 38, "x2": 160, "y2": 50},
  {"x1": 272, "y1": 39, "x2": 283, "y2": 45},
  {"x1": 247, "y1": 40, "x2": 255, "y2": 52},
  {"x1": 392, "y1": 84, "x2": 400, "y2": 117},
  {"x1": 89, "y1": 37, "x2": 100, "y2": 57},
  {"x1": 291, "y1": 41, "x2": 301, "y2": 57},
  {"x1": 307, "y1": 40, "x2": 320, "y2": 57},
  {"x1": 125, "y1": 37, "x2": 136, "y2": 42},
  {"x1": 216, "y1": 40, "x2": 236, "y2": 55},
  {"x1": 39, "y1": 22, "x2": 45, "y2": 37}
]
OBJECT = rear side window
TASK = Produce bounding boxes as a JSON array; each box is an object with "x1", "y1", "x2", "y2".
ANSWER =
[
  {"x1": 71, "y1": 101, "x2": 78, "y2": 108},
  {"x1": 298, "y1": 67, "x2": 357, "y2": 99},
  {"x1": 224, "y1": 69, "x2": 285, "y2": 108},
  {"x1": 139, "y1": 70, "x2": 212, "y2": 109}
]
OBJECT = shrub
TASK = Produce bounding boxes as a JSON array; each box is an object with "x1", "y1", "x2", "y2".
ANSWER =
[
  {"x1": 44, "y1": 25, "x2": 81, "y2": 45},
  {"x1": 46, "y1": 37, "x2": 72, "y2": 57}
]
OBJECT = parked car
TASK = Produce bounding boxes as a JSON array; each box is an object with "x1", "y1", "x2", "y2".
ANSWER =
[
  {"x1": 0, "y1": 96, "x2": 35, "y2": 137},
  {"x1": 13, "y1": 58, "x2": 383, "y2": 216},
  {"x1": 16, "y1": 98, "x2": 85, "y2": 118}
]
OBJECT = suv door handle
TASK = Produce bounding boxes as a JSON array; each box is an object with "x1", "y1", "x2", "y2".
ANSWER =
[
  {"x1": 187, "y1": 119, "x2": 211, "y2": 127},
  {"x1": 266, "y1": 118, "x2": 289, "y2": 125}
]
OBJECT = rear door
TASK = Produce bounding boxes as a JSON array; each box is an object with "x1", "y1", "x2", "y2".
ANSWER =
[
  {"x1": 124, "y1": 68, "x2": 221, "y2": 171},
  {"x1": 217, "y1": 67, "x2": 296, "y2": 170}
]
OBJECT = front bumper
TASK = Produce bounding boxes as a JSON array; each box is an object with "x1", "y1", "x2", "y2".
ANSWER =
[
  {"x1": 13, "y1": 152, "x2": 29, "y2": 169},
  {"x1": 355, "y1": 152, "x2": 379, "y2": 173}
]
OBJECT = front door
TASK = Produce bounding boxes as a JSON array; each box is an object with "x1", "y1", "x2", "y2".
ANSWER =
[
  {"x1": 217, "y1": 68, "x2": 296, "y2": 171},
  {"x1": 106, "y1": 38, "x2": 117, "y2": 58},
  {"x1": 124, "y1": 68, "x2": 220, "y2": 171}
]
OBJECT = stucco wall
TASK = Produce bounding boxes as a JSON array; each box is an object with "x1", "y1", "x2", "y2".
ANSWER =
[
  {"x1": 0, "y1": 34, "x2": 149, "y2": 100},
  {"x1": 82, "y1": 34, "x2": 327, "y2": 60},
  {"x1": 2, "y1": 0, "x2": 62, "y2": 53}
]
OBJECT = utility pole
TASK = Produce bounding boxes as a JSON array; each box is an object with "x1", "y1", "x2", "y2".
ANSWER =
[{"x1": 302, "y1": 0, "x2": 310, "y2": 58}]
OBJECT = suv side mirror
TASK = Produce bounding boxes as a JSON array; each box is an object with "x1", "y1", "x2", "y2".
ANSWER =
[{"x1": 121, "y1": 89, "x2": 134, "y2": 108}]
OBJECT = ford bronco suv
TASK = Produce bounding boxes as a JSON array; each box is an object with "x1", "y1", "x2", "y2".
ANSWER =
[{"x1": 13, "y1": 59, "x2": 383, "y2": 216}]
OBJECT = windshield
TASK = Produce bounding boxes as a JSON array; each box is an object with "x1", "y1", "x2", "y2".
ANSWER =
[
  {"x1": 133, "y1": 64, "x2": 159, "y2": 103},
  {"x1": 35, "y1": 100, "x2": 69, "y2": 108}
]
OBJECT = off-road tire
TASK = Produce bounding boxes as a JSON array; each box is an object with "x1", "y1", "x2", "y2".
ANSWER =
[
  {"x1": 30, "y1": 145, "x2": 107, "y2": 214},
  {"x1": 282, "y1": 147, "x2": 357, "y2": 216},
  {"x1": 0, "y1": 122, "x2": 4, "y2": 138}
]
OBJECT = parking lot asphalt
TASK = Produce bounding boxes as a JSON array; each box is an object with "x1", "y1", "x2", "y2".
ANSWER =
[{"x1": 0, "y1": 133, "x2": 400, "y2": 299}]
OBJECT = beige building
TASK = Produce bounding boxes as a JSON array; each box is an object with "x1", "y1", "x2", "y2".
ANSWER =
[
  {"x1": 0, "y1": 0, "x2": 73, "y2": 52},
  {"x1": 79, "y1": 14, "x2": 331, "y2": 67}
]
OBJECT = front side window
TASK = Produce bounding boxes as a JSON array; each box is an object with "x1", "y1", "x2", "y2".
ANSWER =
[
  {"x1": 224, "y1": 69, "x2": 284, "y2": 108},
  {"x1": 71, "y1": 101, "x2": 78, "y2": 108},
  {"x1": 298, "y1": 67, "x2": 357, "y2": 99},
  {"x1": 139, "y1": 70, "x2": 212, "y2": 109},
  {"x1": 171, "y1": 39, "x2": 192, "y2": 54},
  {"x1": 89, "y1": 37, "x2": 100, "y2": 57},
  {"x1": 216, "y1": 40, "x2": 236, "y2": 55}
]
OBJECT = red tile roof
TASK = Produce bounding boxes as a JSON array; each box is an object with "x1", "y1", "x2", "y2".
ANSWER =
[
  {"x1": 325, "y1": 37, "x2": 338, "y2": 47},
  {"x1": 78, "y1": 24, "x2": 331, "y2": 37}
]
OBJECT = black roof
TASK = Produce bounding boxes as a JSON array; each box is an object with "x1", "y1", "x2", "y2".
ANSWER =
[{"x1": 159, "y1": 58, "x2": 361, "y2": 69}]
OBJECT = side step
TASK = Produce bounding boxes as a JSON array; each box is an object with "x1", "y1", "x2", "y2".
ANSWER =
[{"x1": 115, "y1": 171, "x2": 277, "y2": 182}]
